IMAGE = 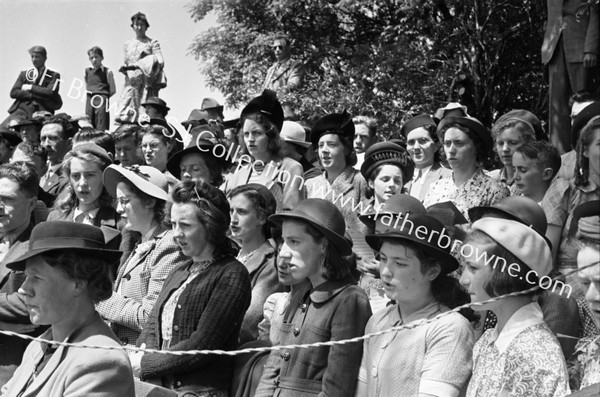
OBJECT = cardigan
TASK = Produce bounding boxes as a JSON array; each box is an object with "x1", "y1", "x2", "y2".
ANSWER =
[{"x1": 137, "y1": 255, "x2": 251, "y2": 392}]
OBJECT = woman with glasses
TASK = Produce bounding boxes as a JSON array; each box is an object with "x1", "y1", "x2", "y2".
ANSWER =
[
  {"x1": 97, "y1": 164, "x2": 186, "y2": 347},
  {"x1": 131, "y1": 179, "x2": 251, "y2": 396},
  {"x1": 401, "y1": 114, "x2": 452, "y2": 202}
]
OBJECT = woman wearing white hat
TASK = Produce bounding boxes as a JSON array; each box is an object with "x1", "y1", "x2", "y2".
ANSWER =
[
  {"x1": 97, "y1": 164, "x2": 186, "y2": 346},
  {"x1": 460, "y1": 218, "x2": 570, "y2": 396}
]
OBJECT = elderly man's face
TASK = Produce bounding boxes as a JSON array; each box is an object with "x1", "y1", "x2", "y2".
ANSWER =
[
  {"x1": 273, "y1": 39, "x2": 290, "y2": 62},
  {"x1": 30, "y1": 53, "x2": 46, "y2": 70},
  {"x1": 0, "y1": 177, "x2": 36, "y2": 236}
]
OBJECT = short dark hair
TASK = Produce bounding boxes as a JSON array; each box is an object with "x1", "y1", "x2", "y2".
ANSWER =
[
  {"x1": 439, "y1": 123, "x2": 489, "y2": 165},
  {"x1": 0, "y1": 162, "x2": 39, "y2": 198},
  {"x1": 228, "y1": 185, "x2": 277, "y2": 238},
  {"x1": 570, "y1": 91, "x2": 596, "y2": 107},
  {"x1": 576, "y1": 116, "x2": 600, "y2": 187},
  {"x1": 140, "y1": 125, "x2": 174, "y2": 147},
  {"x1": 171, "y1": 180, "x2": 236, "y2": 258},
  {"x1": 15, "y1": 141, "x2": 48, "y2": 165},
  {"x1": 272, "y1": 34, "x2": 291, "y2": 47},
  {"x1": 41, "y1": 251, "x2": 113, "y2": 303},
  {"x1": 464, "y1": 229, "x2": 541, "y2": 298},
  {"x1": 514, "y1": 140, "x2": 561, "y2": 180},
  {"x1": 43, "y1": 116, "x2": 75, "y2": 140},
  {"x1": 131, "y1": 12, "x2": 149, "y2": 28},
  {"x1": 87, "y1": 46, "x2": 104, "y2": 58},
  {"x1": 73, "y1": 127, "x2": 115, "y2": 156},
  {"x1": 113, "y1": 124, "x2": 142, "y2": 144}
]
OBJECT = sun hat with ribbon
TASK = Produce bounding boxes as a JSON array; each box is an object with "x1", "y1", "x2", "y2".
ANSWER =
[{"x1": 103, "y1": 164, "x2": 169, "y2": 202}]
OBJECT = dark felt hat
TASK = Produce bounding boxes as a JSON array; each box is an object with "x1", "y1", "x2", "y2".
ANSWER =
[
  {"x1": 141, "y1": 97, "x2": 170, "y2": 113},
  {"x1": 240, "y1": 89, "x2": 284, "y2": 132},
  {"x1": 366, "y1": 213, "x2": 459, "y2": 274},
  {"x1": 166, "y1": 137, "x2": 230, "y2": 179},
  {"x1": 269, "y1": 198, "x2": 352, "y2": 256},
  {"x1": 573, "y1": 101, "x2": 600, "y2": 147},
  {"x1": 181, "y1": 109, "x2": 211, "y2": 128},
  {"x1": 400, "y1": 114, "x2": 438, "y2": 138},
  {"x1": 437, "y1": 116, "x2": 492, "y2": 153},
  {"x1": 468, "y1": 195, "x2": 551, "y2": 248},
  {"x1": 494, "y1": 109, "x2": 546, "y2": 141},
  {"x1": 310, "y1": 110, "x2": 355, "y2": 147},
  {"x1": 360, "y1": 141, "x2": 415, "y2": 181},
  {"x1": 0, "y1": 126, "x2": 22, "y2": 147},
  {"x1": 359, "y1": 193, "x2": 427, "y2": 231},
  {"x1": 71, "y1": 142, "x2": 112, "y2": 165},
  {"x1": 6, "y1": 221, "x2": 123, "y2": 271},
  {"x1": 11, "y1": 118, "x2": 42, "y2": 130}
]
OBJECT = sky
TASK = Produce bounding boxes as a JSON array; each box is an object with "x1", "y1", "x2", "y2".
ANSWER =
[{"x1": 0, "y1": 0, "x2": 235, "y2": 127}]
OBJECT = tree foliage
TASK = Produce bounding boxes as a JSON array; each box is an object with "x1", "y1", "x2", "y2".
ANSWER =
[{"x1": 188, "y1": 0, "x2": 548, "y2": 137}]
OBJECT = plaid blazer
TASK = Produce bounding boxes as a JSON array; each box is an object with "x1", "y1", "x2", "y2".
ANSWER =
[{"x1": 97, "y1": 224, "x2": 186, "y2": 346}]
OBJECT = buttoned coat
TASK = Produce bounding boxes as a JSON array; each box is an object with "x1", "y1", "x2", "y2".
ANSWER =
[
  {"x1": 1, "y1": 314, "x2": 134, "y2": 397},
  {"x1": 97, "y1": 224, "x2": 186, "y2": 346},
  {"x1": 137, "y1": 256, "x2": 251, "y2": 392},
  {"x1": 39, "y1": 167, "x2": 68, "y2": 200},
  {"x1": 263, "y1": 59, "x2": 305, "y2": 92},
  {"x1": 255, "y1": 277, "x2": 372, "y2": 397},
  {"x1": 542, "y1": 0, "x2": 599, "y2": 64},
  {"x1": 8, "y1": 68, "x2": 62, "y2": 116}
]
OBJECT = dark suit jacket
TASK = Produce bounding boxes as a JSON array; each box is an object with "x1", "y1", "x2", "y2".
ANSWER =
[
  {"x1": 8, "y1": 69, "x2": 62, "y2": 115},
  {"x1": 542, "y1": 0, "x2": 600, "y2": 64},
  {"x1": 39, "y1": 167, "x2": 68, "y2": 201},
  {"x1": 0, "y1": 223, "x2": 46, "y2": 385}
]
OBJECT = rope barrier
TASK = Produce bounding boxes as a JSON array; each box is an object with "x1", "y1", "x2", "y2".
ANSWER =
[{"x1": 0, "y1": 262, "x2": 595, "y2": 356}]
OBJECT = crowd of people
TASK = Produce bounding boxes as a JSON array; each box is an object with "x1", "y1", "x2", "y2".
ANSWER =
[{"x1": 0, "y1": 10, "x2": 598, "y2": 397}]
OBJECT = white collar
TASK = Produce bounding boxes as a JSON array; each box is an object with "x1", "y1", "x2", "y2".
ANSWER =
[
  {"x1": 413, "y1": 164, "x2": 433, "y2": 180},
  {"x1": 490, "y1": 302, "x2": 544, "y2": 354},
  {"x1": 73, "y1": 207, "x2": 100, "y2": 222}
]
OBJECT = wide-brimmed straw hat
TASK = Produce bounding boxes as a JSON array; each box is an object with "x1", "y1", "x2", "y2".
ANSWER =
[
  {"x1": 6, "y1": 221, "x2": 122, "y2": 271},
  {"x1": 366, "y1": 213, "x2": 459, "y2": 274},
  {"x1": 103, "y1": 164, "x2": 169, "y2": 201},
  {"x1": 269, "y1": 199, "x2": 352, "y2": 256}
]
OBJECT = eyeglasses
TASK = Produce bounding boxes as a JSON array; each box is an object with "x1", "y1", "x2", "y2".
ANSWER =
[{"x1": 272, "y1": 45, "x2": 285, "y2": 50}]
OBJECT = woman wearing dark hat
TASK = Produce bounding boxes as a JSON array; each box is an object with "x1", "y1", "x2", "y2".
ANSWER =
[
  {"x1": 489, "y1": 109, "x2": 542, "y2": 190},
  {"x1": 401, "y1": 114, "x2": 452, "y2": 202},
  {"x1": 255, "y1": 199, "x2": 372, "y2": 397},
  {"x1": 48, "y1": 143, "x2": 121, "y2": 229},
  {"x1": 223, "y1": 90, "x2": 304, "y2": 211},
  {"x1": 228, "y1": 184, "x2": 283, "y2": 343},
  {"x1": 355, "y1": 214, "x2": 475, "y2": 396},
  {"x1": 460, "y1": 218, "x2": 569, "y2": 396},
  {"x1": 423, "y1": 116, "x2": 509, "y2": 220},
  {"x1": 1, "y1": 221, "x2": 134, "y2": 396},
  {"x1": 116, "y1": 12, "x2": 165, "y2": 123},
  {"x1": 360, "y1": 141, "x2": 414, "y2": 209},
  {"x1": 96, "y1": 164, "x2": 186, "y2": 347},
  {"x1": 166, "y1": 135, "x2": 228, "y2": 187},
  {"x1": 131, "y1": 179, "x2": 251, "y2": 396}
]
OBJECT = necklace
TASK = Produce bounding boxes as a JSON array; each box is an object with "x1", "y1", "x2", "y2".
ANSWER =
[{"x1": 237, "y1": 247, "x2": 260, "y2": 264}]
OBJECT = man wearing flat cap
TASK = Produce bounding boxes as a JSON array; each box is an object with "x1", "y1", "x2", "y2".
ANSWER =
[
  {"x1": 2, "y1": 47, "x2": 62, "y2": 129},
  {"x1": 263, "y1": 35, "x2": 305, "y2": 94}
]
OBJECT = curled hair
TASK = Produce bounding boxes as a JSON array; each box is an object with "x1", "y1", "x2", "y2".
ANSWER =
[
  {"x1": 0, "y1": 162, "x2": 39, "y2": 198},
  {"x1": 53, "y1": 150, "x2": 113, "y2": 215},
  {"x1": 73, "y1": 128, "x2": 115, "y2": 156},
  {"x1": 352, "y1": 116, "x2": 377, "y2": 139},
  {"x1": 438, "y1": 123, "x2": 489, "y2": 166},
  {"x1": 140, "y1": 125, "x2": 174, "y2": 147},
  {"x1": 239, "y1": 112, "x2": 282, "y2": 158},
  {"x1": 43, "y1": 115, "x2": 76, "y2": 140},
  {"x1": 113, "y1": 124, "x2": 142, "y2": 144},
  {"x1": 41, "y1": 250, "x2": 114, "y2": 303},
  {"x1": 575, "y1": 117, "x2": 600, "y2": 187},
  {"x1": 171, "y1": 180, "x2": 236, "y2": 258},
  {"x1": 228, "y1": 185, "x2": 276, "y2": 238},
  {"x1": 117, "y1": 177, "x2": 166, "y2": 225},
  {"x1": 15, "y1": 141, "x2": 48, "y2": 165},
  {"x1": 464, "y1": 230, "x2": 542, "y2": 299},
  {"x1": 301, "y1": 222, "x2": 355, "y2": 282},
  {"x1": 491, "y1": 119, "x2": 536, "y2": 144}
]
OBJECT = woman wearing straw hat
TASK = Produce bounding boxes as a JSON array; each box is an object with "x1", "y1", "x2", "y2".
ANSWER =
[
  {"x1": 131, "y1": 179, "x2": 251, "y2": 396},
  {"x1": 460, "y1": 218, "x2": 570, "y2": 396},
  {"x1": 423, "y1": 116, "x2": 509, "y2": 221},
  {"x1": 228, "y1": 183, "x2": 283, "y2": 343},
  {"x1": 0, "y1": 221, "x2": 134, "y2": 397},
  {"x1": 355, "y1": 213, "x2": 475, "y2": 396},
  {"x1": 97, "y1": 164, "x2": 186, "y2": 347},
  {"x1": 255, "y1": 198, "x2": 372, "y2": 397}
]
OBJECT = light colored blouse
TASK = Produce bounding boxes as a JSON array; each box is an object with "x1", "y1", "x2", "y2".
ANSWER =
[
  {"x1": 358, "y1": 301, "x2": 474, "y2": 397},
  {"x1": 467, "y1": 302, "x2": 571, "y2": 397}
]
